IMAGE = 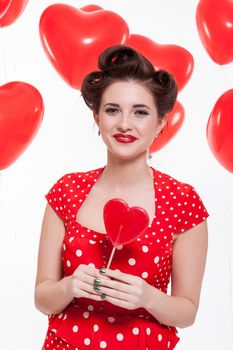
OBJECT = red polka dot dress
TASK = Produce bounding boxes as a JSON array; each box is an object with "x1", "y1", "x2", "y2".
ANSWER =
[{"x1": 41, "y1": 165, "x2": 209, "y2": 350}]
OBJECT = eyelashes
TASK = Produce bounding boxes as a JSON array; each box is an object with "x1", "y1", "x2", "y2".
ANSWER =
[{"x1": 105, "y1": 108, "x2": 149, "y2": 116}]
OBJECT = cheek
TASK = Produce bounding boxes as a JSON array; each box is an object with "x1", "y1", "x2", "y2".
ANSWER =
[{"x1": 99, "y1": 116, "x2": 115, "y2": 130}]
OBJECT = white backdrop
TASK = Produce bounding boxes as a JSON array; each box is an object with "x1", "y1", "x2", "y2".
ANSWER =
[{"x1": 0, "y1": 1, "x2": 233, "y2": 349}]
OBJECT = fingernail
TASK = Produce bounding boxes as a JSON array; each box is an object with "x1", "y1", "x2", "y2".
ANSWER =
[
  {"x1": 94, "y1": 278, "x2": 101, "y2": 284},
  {"x1": 99, "y1": 268, "x2": 106, "y2": 274},
  {"x1": 93, "y1": 285, "x2": 101, "y2": 292},
  {"x1": 100, "y1": 293, "x2": 107, "y2": 300}
]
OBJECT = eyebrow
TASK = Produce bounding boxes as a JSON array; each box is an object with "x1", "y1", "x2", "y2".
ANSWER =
[{"x1": 104, "y1": 103, "x2": 150, "y2": 109}]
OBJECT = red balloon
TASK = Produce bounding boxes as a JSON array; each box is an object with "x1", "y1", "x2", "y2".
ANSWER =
[
  {"x1": 149, "y1": 101, "x2": 185, "y2": 153},
  {"x1": 0, "y1": 82, "x2": 44, "y2": 170},
  {"x1": 0, "y1": 0, "x2": 29, "y2": 27},
  {"x1": 39, "y1": 4, "x2": 129, "y2": 89},
  {"x1": 103, "y1": 198, "x2": 149, "y2": 246},
  {"x1": 196, "y1": 0, "x2": 233, "y2": 65},
  {"x1": 206, "y1": 89, "x2": 233, "y2": 173},
  {"x1": 80, "y1": 5, "x2": 103, "y2": 12},
  {"x1": 126, "y1": 34, "x2": 194, "y2": 91}
]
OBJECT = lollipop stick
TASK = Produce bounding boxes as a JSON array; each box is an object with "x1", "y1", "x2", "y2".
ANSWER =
[{"x1": 106, "y1": 247, "x2": 116, "y2": 269}]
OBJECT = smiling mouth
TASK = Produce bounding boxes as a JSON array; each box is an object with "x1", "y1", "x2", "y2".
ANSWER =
[{"x1": 114, "y1": 135, "x2": 137, "y2": 143}]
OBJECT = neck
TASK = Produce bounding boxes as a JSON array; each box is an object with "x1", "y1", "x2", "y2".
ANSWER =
[{"x1": 99, "y1": 152, "x2": 154, "y2": 191}]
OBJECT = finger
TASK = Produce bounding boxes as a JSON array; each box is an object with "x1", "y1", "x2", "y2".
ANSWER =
[
  {"x1": 98, "y1": 278, "x2": 135, "y2": 294},
  {"x1": 95, "y1": 285, "x2": 137, "y2": 303},
  {"x1": 73, "y1": 271, "x2": 101, "y2": 286},
  {"x1": 102, "y1": 295, "x2": 134, "y2": 309},
  {"x1": 73, "y1": 279, "x2": 100, "y2": 295},
  {"x1": 100, "y1": 268, "x2": 137, "y2": 285},
  {"x1": 73, "y1": 265, "x2": 110, "y2": 283},
  {"x1": 79, "y1": 264, "x2": 110, "y2": 280},
  {"x1": 78, "y1": 290, "x2": 106, "y2": 302}
]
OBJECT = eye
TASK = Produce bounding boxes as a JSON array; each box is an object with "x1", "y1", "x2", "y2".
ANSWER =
[
  {"x1": 105, "y1": 107, "x2": 118, "y2": 114},
  {"x1": 135, "y1": 110, "x2": 149, "y2": 116}
]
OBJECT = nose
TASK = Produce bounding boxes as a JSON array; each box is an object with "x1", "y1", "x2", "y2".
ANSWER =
[{"x1": 116, "y1": 112, "x2": 132, "y2": 131}]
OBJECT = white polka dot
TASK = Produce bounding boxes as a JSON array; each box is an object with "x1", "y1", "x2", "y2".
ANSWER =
[
  {"x1": 142, "y1": 245, "x2": 149, "y2": 253},
  {"x1": 108, "y1": 316, "x2": 115, "y2": 323},
  {"x1": 72, "y1": 325, "x2": 78, "y2": 333},
  {"x1": 142, "y1": 272, "x2": 148, "y2": 278},
  {"x1": 89, "y1": 240, "x2": 96, "y2": 244},
  {"x1": 93, "y1": 324, "x2": 99, "y2": 332},
  {"x1": 84, "y1": 338, "x2": 90, "y2": 345},
  {"x1": 88, "y1": 305, "x2": 94, "y2": 311},
  {"x1": 146, "y1": 327, "x2": 151, "y2": 335},
  {"x1": 132, "y1": 327, "x2": 139, "y2": 335},
  {"x1": 66, "y1": 260, "x2": 71, "y2": 267},
  {"x1": 100, "y1": 341, "x2": 107, "y2": 348},
  {"x1": 116, "y1": 333, "x2": 124, "y2": 341},
  {"x1": 83, "y1": 311, "x2": 89, "y2": 318},
  {"x1": 116, "y1": 245, "x2": 123, "y2": 250},
  {"x1": 158, "y1": 334, "x2": 163, "y2": 341},
  {"x1": 128, "y1": 258, "x2": 136, "y2": 266},
  {"x1": 168, "y1": 340, "x2": 171, "y2": 348},
  {"x1": 154, "y1": 256, "x2": 160, "y2": 264},
  {"x1": 76, "y1": 249, "x2": 82, "y2": 257}
]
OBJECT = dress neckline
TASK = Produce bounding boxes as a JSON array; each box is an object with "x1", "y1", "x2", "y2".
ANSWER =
[{"x1": 74, "y1": 165, "x2": 158, "y2": 235}]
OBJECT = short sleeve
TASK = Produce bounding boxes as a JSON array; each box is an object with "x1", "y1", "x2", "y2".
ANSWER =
[
  {"x1": 172, "y1": 185, "x2": 209, "y2": 235},
  {"x1": 45, "y1": 175, "x2": 67, "y2": 221}
]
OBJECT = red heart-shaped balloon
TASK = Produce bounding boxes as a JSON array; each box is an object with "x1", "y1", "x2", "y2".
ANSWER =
[
  {"x1": 0, "y1": 0, "x2": 28, "y2": 27},
  {"x1": 0, "y1": 82, "x2": 44, "y2": 170},
  {"x1": 196, "y1": 0, "x2": 233, "y2": 65},
  {"x1": 80, "y1": 5, "x2": 103, "y2": 12},
  {"x1": 206, "y1": 89, "x2": 233, "y2": 173},
  {"x1": 149, "y1": 101, "x2": 185, "y2": 153},
  {"x1": 126, "y1": 34, "x2": 194, "y2": 91},
  {"x1": 39, "y1": 4, "x2": 129, "y2": 89},
  {"x1": 103, "y1": 198, "x2": 149, "y2": 247}
]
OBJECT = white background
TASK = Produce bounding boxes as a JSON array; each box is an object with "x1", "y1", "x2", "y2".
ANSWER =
[{"x1": 0, "y1": 0, "x2": 233, "y2": 349}]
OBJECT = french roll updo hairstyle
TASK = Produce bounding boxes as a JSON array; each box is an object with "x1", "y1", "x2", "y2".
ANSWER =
[{"x1": 81, "y1": 45, "x2": 178, "y2": 119}]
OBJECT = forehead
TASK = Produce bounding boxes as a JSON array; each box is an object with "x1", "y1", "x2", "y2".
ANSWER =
[{"x1": 101, "y1": 80, "x2": 155, "y2": 106}]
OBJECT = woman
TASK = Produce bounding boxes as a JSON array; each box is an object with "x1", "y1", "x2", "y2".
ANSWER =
[{"x1": 35, "y1": 45, "x2": 209, "y2": 350}]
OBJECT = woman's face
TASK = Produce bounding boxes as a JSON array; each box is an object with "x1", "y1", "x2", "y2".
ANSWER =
[{"x1": 94, "y1": 80, "x2": 167, "y2": 160}]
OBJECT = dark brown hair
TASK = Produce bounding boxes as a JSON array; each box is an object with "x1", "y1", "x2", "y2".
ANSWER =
[{"x1": 81, "y1": 45, "x2": 177, "y2": 118}]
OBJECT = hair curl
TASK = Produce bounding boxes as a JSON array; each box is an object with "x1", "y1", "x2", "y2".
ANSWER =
[{"x1": 81, "y1": 45, "x2": 177, "y2": 118}]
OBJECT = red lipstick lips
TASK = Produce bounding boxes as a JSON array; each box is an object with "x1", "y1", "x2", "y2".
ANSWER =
[{"x1": 113, "y1": 134, "x2": 137, "y2": 143}]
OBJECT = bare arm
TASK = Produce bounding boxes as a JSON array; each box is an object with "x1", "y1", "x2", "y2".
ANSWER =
[
  {"x1": 34, "y1": 204, "x2": 73, "y2": 315},
  {"x1": 144, "y1": 220, "x2": 208, "y2": 327},
  {"x1": 34, "y1": 204, "x2": 109, "y2": 315}
]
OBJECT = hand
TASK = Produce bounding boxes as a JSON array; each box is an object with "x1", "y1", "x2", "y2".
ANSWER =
[
  {"x1": 95, "y1": 268, "x2": 153, "y2": 310},
  {"x1": 65, "y1": 264, "x2": 110, "y2": 301}
]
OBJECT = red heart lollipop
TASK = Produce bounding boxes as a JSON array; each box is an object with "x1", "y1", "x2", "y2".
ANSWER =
[{"x1": 103, "y1": 198, "x2": 149, "y2": 247}]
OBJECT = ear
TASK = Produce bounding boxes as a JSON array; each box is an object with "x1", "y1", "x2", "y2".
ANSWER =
[
  {"x1": 93, "y1": 112, "x2": 99, "y2": 126},
  {"x1": 158, "y1": 114, "x2": 168, "y2": 133}
]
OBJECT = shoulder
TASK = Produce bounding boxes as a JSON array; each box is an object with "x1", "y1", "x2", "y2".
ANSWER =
[
  {"x1": 152, "y1": 167, "x2": 209, "y2": 235},
  {"x1": 50, "y1": 166, "x2": 104, "y2": 188},
  {"x1": 154, "y1": 167, "x2": 194, "y2": 195}
]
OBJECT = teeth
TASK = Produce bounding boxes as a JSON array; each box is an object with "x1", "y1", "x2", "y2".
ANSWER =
[
  {"x1": 116, "y1": 136, "x2": 134, "y2": 140},
  {"x1": 117, "y1": 137, "x2": 133, "y2": 141}
]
